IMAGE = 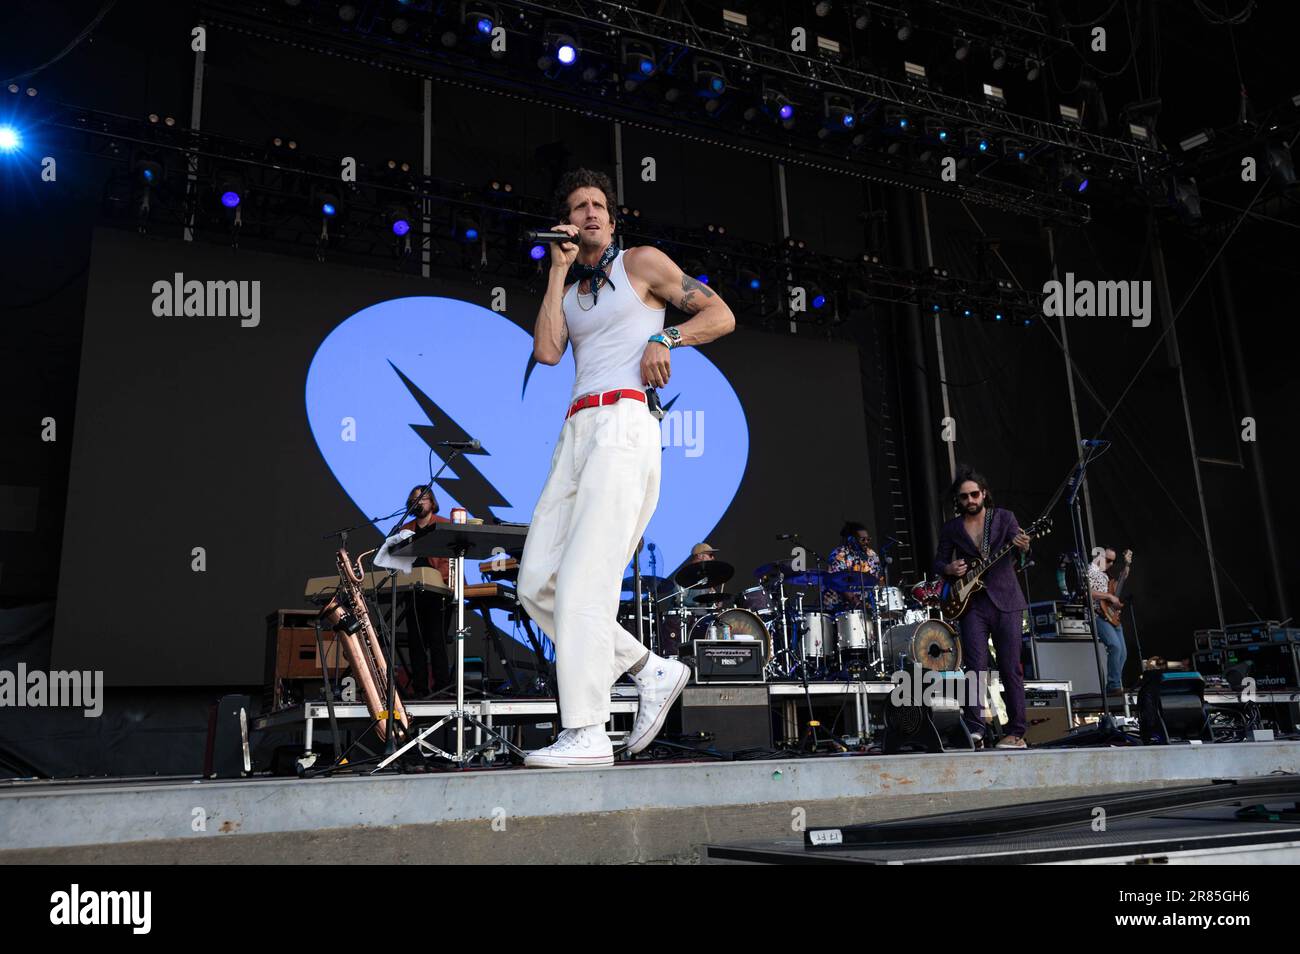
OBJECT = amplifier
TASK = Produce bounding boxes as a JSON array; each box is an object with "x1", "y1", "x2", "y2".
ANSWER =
[
  {"x1": 1026, "y1": 636, "x2": 1103, "y2": 696},
  {"x1": 264, "y1": 609, "x2": 351, "y2": 711},
  {"x1": 1023, "y1": 686, "x2": 1072, "y2": 744},
  {"x1": 690, "y1": 639, "x2": 766, "y2": 683},
  {"x1": 1030, "y1": 601, "x2": 1090, "y2": 637},
  {"x1": 665, "y1": 684, "x2": 773, "y2": 752},
  {"x1": 1223, "y1": 643, "x2": 1300, "y2": 689},
  {"x1": 1193, "y1": 650, "x2": 1225, "y2": 676}
]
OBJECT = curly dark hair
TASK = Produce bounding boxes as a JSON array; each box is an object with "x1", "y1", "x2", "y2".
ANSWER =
[
  {"x1": 552, "y1": 167, "x2": 617, "y2": 228},
  {"x1": 948, "y1": 465, "x2": 992, "y2": 514}
]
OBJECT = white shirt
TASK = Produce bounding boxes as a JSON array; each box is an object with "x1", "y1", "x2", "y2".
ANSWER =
[{"x1": 564, "y1": 248, "x2": 666, "y2": 400}]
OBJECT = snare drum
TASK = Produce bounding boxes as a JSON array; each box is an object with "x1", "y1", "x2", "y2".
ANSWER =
[
  {"x1": 901, "y1": 607, "x2": 930, "y2": 626},
  {"x1": 802, "y1": 611, "x2": 834, "y2": 660},
  {"x1": 910, "y1": 579, "x2": 945, "y2": 606}
]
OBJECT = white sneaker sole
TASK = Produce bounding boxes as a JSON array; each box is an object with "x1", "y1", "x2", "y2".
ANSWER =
[
  {"x1": 523, "y1": 751, "x2": 614, "y2": 769},
  {"x1": 625, "y1": 662, "x2": 691, "y2": 755}
]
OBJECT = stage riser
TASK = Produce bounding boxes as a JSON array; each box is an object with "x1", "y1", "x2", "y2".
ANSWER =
[{"x1": 3, "y1": 743, "x2": 1298, "y2": 863}]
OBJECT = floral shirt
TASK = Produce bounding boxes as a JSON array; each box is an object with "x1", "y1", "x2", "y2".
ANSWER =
[{"x1": 822, "y1": 544, "x2": 881, "y2": 613}]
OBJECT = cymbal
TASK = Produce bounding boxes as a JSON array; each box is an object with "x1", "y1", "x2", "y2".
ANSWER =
[
  {"x1": 825, "y1": 569, "x2": 880, "y2": 591},
  {"x1": 691, "y1": 592, "x2": 735, "y2": 607},
  {"x1": 784, "y1": 569, "x2": 833, "y2": 587},
  {"x1": 620, "y1": 574, "x2": 670, "y2": 594},
  {"x1": 753, "y1": 560, "x2": 794, "y2": 579},
  {"x1": 674, "y1": 559, "x2": 735, "y2": 589}
]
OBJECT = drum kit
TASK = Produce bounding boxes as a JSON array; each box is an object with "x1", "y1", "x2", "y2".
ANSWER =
[{"x1": 618, "y1": 548, "x2": 962, "y2": 680}]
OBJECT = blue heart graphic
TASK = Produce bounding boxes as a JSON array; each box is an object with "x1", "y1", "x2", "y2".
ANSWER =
[{"x1": 306, "y1": 296, "x2": 749, "y2": 612}]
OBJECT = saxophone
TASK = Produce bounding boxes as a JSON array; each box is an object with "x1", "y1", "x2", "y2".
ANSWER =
[{"x1": 319, "y1": 546, "x2": 410, "y2": 741}]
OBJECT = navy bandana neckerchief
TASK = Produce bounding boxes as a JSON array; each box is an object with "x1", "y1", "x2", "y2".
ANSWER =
[{"x1": 568, "y1": 242, "x2": 618, "y2": 303}]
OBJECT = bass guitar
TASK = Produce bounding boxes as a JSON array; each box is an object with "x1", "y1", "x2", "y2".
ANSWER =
[{"x1": 939, "y1": 515, "x2": 1053, "y2": 620}]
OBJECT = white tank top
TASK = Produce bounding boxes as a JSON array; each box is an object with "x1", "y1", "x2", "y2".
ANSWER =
[{"x1": 564, "y1": 247, "x2": 666, "y2": 400}]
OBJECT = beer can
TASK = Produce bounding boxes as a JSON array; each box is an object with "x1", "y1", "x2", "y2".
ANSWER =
[{"x1": 450, "y1": 507, "x2": 468, "y2": 524}]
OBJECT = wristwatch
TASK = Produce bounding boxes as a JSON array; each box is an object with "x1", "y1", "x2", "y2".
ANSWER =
[{"x1": 662, "y1": 325, "x2": 682, "y2": 348}]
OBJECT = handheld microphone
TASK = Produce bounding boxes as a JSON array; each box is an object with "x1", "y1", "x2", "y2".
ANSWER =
[
  {"x1": 437, "y1": 439, "x2": 481, "y2": 450},
  {"x1": 526, "y1": 229, "x2": 578, "y2": 243}
]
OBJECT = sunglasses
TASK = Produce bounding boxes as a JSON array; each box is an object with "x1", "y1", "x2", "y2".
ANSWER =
[{"x1": 957, "y1": 490, "x2": 983, "y2": 500}]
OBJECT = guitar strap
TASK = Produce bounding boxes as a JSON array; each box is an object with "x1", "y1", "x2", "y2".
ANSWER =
[{"x1": 980, "y1": 506, "x2": 993, "y2": 560}]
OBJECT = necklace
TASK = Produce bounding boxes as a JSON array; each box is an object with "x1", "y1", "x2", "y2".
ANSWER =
[{"x1": 576, "y1": 282, "x2": 596, "y2": 311}]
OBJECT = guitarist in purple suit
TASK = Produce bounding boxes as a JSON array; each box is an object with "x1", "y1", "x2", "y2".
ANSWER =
[{"x1": 932, "y1": 468, "x2": 1033, "y2": 749}]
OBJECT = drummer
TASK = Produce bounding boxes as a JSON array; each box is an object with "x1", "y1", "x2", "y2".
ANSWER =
[
  {"x1": 824, "y1": 521, "x2": 881, "y2": 614},
  {"x1": 676, "y1": 542, "x2": 726, "y2": 608}
]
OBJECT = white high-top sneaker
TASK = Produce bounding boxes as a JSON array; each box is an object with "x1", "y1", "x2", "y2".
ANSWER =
[
  {"x1": 523, "y1": 724, "x2": 614, "y2": 768},
  {"x1": 625, "y1": 654, "x2": 690, "y2": 755}
]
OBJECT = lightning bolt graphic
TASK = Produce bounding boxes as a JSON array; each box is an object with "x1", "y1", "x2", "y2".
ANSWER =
[{"x1": 388, "y1": 360, "x2": 511, "y2": 519}]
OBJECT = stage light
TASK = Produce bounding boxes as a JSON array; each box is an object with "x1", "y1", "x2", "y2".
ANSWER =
[
  {"x1": 1266, "y1": 143, "x2": 1295, "y2": 186},
  {"x1": 815, "y1": 1, "x2": 832, "y2": 16},
  {"x1": 695, "y1": 58, "x2": 727, "y2": 97},
  {"x1": 391, "y1": 17, "x2": 409, "y2": 35},
  {"x1": 0, "y1": 125, "x2": 20, "y2": 152},
  {"x1": 1026, "y1": 58, "x2": 1041, "y2": 82},
  {"x1": 896, "y1": 17, "x2": 912, "y2": 41},
  {"x1": 134, "y1": 159, "x2": 162, "y2": 184},
  {"x1": 990, "y1": 47, "x2": 1007, "y2": 71},
  {"x1": 983, "y1": 83, "x2": 1005, "y2": 106},
  {"x1": 853, "y1": 4, "x2": 870, "y2": 29},
  {"x1": 1060, "y1": 162, "x2": 1089, "y2": 193},
  {"x1": 558, "y1": 43, "x2": 577, "y2": 65},
  {"x1": 1059, "y1": 104, "x2": 1082, "y2": 126},
  {"x1": 1173, "y1": 178, "x2": 1202, "y2": 223},
  {"x1": 812, "y1": 292, "x2": 827, "y2": 309},
  {"x1": 953, "y1": 37, "x2": 970, "y2": 61},
  {"x1": 339, "y1": 4, "x2": 357, "y2": 23},
  {"x1": 387, "y1": 205, "x2": 413, "y2": 236},
  {"x1": 1179, "y1": 129, "x2": 1212, "y2": 152},
  {"x1": 220, "y1": 190, "x2": 240, "y2": 208},
  {"x1": 779, "y1": 103, "x2": 794, "y2": 120},
  {"x1": 903, "y1": 61, "x2": 927, "y2": 85},
  {"x1": 938, "y1": 129, "x2": 948, "y2": 142},
  {"x1": 322, "y1": 201, "x2": 337, "y2": 216},
  {"x1": 530, "y1": 244, "x2": 547, "y2": 261},
  {"x1": 822, "y1": 92, "x2": 855, "y2": 132},
  {"x1": 622, "y1": 38, "x2": 657, "y2": 82}
]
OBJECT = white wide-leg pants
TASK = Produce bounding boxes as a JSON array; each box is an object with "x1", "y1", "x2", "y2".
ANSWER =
[{"x1": 517, "y1": 397, "x2": 662, "y2": 728}]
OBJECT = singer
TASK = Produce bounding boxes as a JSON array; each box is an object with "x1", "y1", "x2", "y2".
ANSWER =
[{"x1": 516, "y1": 168, "x2": 736, "y2": 767}]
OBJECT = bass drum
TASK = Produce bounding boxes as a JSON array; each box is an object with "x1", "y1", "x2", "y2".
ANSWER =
[
  {"x1": 689, "y1": 608, "x2": 770, "y2": 659},
  {"x1": 883, "y1": 618, "x2": 962, "y2": 672}
]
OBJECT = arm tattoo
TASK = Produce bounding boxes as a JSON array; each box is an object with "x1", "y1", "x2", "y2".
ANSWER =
[{"x1": 675, "y1": 274, "x2": 715, "y2": 314}]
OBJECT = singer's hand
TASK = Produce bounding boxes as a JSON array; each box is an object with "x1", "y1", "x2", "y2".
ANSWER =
[
  {"x1": 642, "y1": 340, "x2": 671, "y2": 387},
  {"x1": 550, "y1": 223, "x2": 580, "y2": 270}
]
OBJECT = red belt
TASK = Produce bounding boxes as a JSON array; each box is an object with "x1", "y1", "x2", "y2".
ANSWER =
[{"x1": 565, "y1": 388, "x2": 646, "y2": 420}]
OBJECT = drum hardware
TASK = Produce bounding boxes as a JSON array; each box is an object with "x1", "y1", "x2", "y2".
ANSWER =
[
  {"x1": 688, "y1": 608, "x2": 771, "y2": 660},
  {"x1": 692, "y1": 591, "x2": 736, "y2": 608}
]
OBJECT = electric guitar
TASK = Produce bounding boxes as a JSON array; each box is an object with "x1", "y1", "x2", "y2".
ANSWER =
[
  {"x1": 939, "y1": 515, "x2": 1053, "y2": 620},
  {"x1": 1101, "y1": 549, "x2": 1133, "y2": 626}
]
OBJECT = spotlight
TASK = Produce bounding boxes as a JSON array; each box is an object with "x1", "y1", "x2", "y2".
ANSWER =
[
  {"x1": 391, "y1": 17, "x2": 409, "y2": 35},
  {"x1": 463, "y1": 2, "x2": 498, "y2": 35},
  {"x1": 529, "y1": 244, "x2": 547, "y2": 261},
  {"x1": 1026, "y1": 58, "x2": 1041, "y2": 82},
  {"x1": 983, "y1": 83, "x2": 1006, "y2": 106},
  {"x1": 953, "y1": 37, "x2": 970, "y2": 61},
  {"x1": 217, "y1": 174, "x2": 243, "y2": 209},
  {"x1": 815, "y1": 1, "x2": 833, "y2": 16},
  {"x1": 990, "y1": 47, "x2": 1007, "y2": 71},
  {"x1": 134, "y1": 159, "x2": 162, "y2": 184},
  {"x1": 695, "y1": 57, "x2": 727, "y2": 97},
  {"x1": 0, "y1": 125, "x2": 21, "y2": 152},
  {"x1": 763, "y1": 82, "x2": 795, "y2": 123},
  {"x1": 1059, "y1": 104, "x2": 1082, "y2": 126},
  {"x1": 895, "y1": 17, "x2": 912, "y2": 41},
  {"x1": 386, "y1": 205, "x2": 413, "y2": 236},
  {"x1": 1173, "y1": 178, "x2": 1202, "y2": 223},
  {"x1": 1266, "y1": 143, "x2": 1296, "y2": 187},
  {"x1": 338, "y1": 4, "x2": 358, "y2": 23},
  {"x1": 1060, "y1": 162, "x2": 1089, "y2": 193},
  {"x1": 822, "y1": 92, "x2": 855, "y2": 132},
  {"x1": 903, "y1": 61, "x2": 928, "y2": 85},
  {"x1": 455, "y1": 212, "x2": 481, "y2": 240},
  {"x1": 622, "y1": 38, "x2": 656, "y2": 82}
]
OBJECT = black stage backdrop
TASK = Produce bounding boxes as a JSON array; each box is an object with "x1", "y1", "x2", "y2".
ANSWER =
[{"x1": 52, "y1": 228, "x2": 873, "y2": 686}]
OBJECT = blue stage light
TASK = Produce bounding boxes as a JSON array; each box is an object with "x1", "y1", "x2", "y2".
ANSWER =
[
  {"x1": 558, "y1": 44, "x2": 577, "y2": 65},
  {"x1": 0, "y1": 126, "x2": 20, "y2": 152},
  {"x1": 749, "y1": 278, "x2": 761, "y2": 290},
  {"x1": 475, "y1": 17, "x2": 493, "y2": 34},
  {"x1": 978, "y1": 139, "x2": 989, "y2": 152},
  {"x1": 778, "y1": 104, "x2": 794, "y2": 120},
  {"x1": 530, "y1": 244, "x2": 547, "y2": 261},
  {"x1": 1077, "y1": 178, "x2": 1089, "y2": 192},
  {"x1": 938, "y1": 129, "x2": 948, "y2": 142},
  {"x1": 842, "y1": 113, "x2": 855, "y2": 128},
  {"x1": 321, "y1": 202, "x2": 337, "y2": 216},
  {"x1": 696, "y1": 273, "x2": 709, "y2": 285},
  {"x1": 142, "y1": 168, "x2": 155, "y2": 182},
  {"x1": 899, "y1": 118, "x2": 909, "y2": 129},
  {"x1": 392, "y1": 218, "x2": 410, "y2": 236},
  {"x1": 220, "y1": 191, "x2": 241, "y2": 208},
  {"x1": 812, "y1": 294, "x2": 826, "y2": 309},
  {"x1": 465, "y1": 227, "x2": 479, "y2": 240},
  {"x1": 637, "y1": 57, "x2": 653, "y2": 75},
  {"x1": 710, "y1": 77, "x2": 725, "y2": 93}
]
